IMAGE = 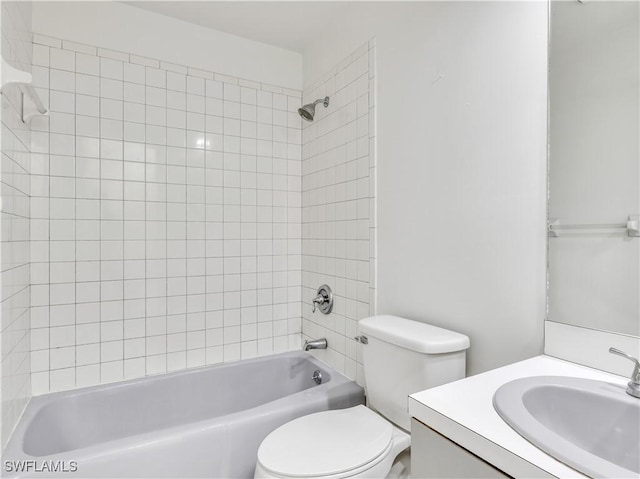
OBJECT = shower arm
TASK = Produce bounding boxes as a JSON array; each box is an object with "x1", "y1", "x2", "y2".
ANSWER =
[{"x1": 312, "y1": 96, "x2": 330, "y2": 108}]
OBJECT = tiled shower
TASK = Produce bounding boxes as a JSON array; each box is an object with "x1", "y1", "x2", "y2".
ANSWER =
[
  {"x1": 1, "y1": 3, "x2": 377, "y2": 444},
  {"x1": 1, "y1": 0, "x2": 33, "y2": 452},
  {"x1": 28, "y1": 34, "x2": 306, "y2": 393},
  {"x1": 301, "y1": 41, "x2": 376, "y2": 383}
]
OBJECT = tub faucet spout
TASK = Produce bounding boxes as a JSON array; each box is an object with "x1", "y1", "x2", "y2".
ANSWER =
[{"x1": 304, "y1": 338, "x2": 328, "y2": 351}]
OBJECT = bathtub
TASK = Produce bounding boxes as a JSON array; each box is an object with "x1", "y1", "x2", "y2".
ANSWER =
[{"x1": 3, "y1": 351, "x2": 364, "y2": 478}]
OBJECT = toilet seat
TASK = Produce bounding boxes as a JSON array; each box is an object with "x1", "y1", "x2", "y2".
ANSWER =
[{"x1": 256, "y1": 405, "x2": 395, "y2": 478}]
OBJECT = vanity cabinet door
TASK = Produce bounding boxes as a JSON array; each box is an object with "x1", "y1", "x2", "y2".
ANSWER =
[{"x1": 411, "y1": 419, "x2": 512, "y2": 479}]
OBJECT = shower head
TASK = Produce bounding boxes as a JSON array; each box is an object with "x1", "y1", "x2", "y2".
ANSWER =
[{"x1": 298, "y1": 96, "x2": 330, "y2": 122}]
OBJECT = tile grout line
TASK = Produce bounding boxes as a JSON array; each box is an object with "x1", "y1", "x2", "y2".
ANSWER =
[
  {"x1": 97, "y1": 53, "x2": 102, "y2": 386},
  {"x1": 34, "y1": 33, "x2": 302, "y2": 98},
  {"x1": 73, "y1": 48, "x2": 78, "y2": 388},
  {"x1": 120, "y1": 58, "x2": 125, "y2": 380}
]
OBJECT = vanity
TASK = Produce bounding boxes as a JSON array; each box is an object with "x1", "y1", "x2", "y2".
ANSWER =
[{"x1": 409, "y1": 355, "x2": 636, "y2": 478}]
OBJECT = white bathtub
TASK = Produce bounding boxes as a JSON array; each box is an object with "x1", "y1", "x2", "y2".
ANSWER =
[{"x1": 3, "y1": 352, "x2": 364, "y2": 478}]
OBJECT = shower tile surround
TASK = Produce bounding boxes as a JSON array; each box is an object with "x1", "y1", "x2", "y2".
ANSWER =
[
  {"x1": 23, "y1": 34, "x2": 376, "y2": 395},
  {"x1": 28, "y1": 35, "x2": 304, "y2": 394},
  {"x1": 1, "y1": 1, "x2": 33, "y2": 450},
  {"x1": 301, "y1": 41, "x2": 376, "y2": 386}
]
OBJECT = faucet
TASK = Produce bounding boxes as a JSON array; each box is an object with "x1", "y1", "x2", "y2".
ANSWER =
[
  {"x1": 304, "y1": 338, "x2": 328, "y2": 351},
  {"x1": 609, "y1": 347, "x2": 640, "y2": 398}
]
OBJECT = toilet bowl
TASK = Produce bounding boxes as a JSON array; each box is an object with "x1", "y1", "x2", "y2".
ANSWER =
[
  {"x1": 254, "y1": 315, "x2": 470, "y2": 479},
  {"x1": 254, "y1": 406, "x2": 410, "y2": 479}
]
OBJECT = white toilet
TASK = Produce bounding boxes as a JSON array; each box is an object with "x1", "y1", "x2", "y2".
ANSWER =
[{"x1": 254, "y1": 315, "x2": 470, "y2": 479}]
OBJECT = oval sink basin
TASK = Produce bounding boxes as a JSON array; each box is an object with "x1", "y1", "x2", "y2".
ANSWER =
[{"x1": 493, "y1": 376, "x2": 639, "y2": 478}]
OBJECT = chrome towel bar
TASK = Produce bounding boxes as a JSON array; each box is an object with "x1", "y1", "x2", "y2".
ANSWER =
[{"x1": 548, "y1": 216, "x2": 639, "y2": 237}]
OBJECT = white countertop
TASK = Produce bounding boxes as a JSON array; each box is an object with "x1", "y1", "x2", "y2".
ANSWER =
[{"x1": 408, "y1": 355, "x2": 629, "y2": 478}]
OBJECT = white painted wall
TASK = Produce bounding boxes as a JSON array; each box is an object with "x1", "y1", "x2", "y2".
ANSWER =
[
  {"x1": 304, "y1": 2, "x2": 548, "y2": 375},
  {"x1": 31, "y1": 1, "x2": 302, "y2": 90}
]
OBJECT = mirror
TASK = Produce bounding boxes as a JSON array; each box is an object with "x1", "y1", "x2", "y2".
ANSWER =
[{"x1": 548, "y1": 0, "x2": 639, "y2": 336}]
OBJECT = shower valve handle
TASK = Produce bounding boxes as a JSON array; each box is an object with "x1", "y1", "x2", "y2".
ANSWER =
[
  {"x1": 311, "y1": 285, "x2": 333, "y2": 314},
  {"x1": 312, "y1": 294, "x2": 326, "y2": 313}
]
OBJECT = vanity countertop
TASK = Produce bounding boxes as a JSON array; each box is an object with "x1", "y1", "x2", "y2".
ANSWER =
[{"x1": 408, "y1": 355, "x2": 629, "y2": 478}]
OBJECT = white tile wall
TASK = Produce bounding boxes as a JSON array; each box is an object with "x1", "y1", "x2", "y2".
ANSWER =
[
  {"x1": 1, "y1": 0, "x2": 33, "y2": 452},
  {"x1": 29, "y1": 35, "x2": 303, "y2": 394},
  {"x1": 301, "y1": 41, "x2": 376, "y2": 386}
]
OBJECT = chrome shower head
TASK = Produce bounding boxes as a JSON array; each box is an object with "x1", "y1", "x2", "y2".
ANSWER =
[
  {"x1": 298, "y1": 104, "x2": 315, "y2": 121},
  {"x1": 298, "y1": 96, "x2": 330, "y2": 122}
]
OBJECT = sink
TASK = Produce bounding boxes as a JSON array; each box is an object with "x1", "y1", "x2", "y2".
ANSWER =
[{"x1": 493, "y1": 376, "x2": 640, "y2": 478}]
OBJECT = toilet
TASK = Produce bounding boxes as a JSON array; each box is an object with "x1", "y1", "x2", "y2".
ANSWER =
[{"x1": 254, "y1": 315, "x2": 470, "y2": 479}]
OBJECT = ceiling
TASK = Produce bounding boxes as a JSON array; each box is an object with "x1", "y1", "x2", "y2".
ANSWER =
[{"x1": 124, "y1": 2, "x2": 353, "y2": 53}]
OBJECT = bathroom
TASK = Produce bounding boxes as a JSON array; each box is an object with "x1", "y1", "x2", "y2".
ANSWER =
[{"x1": 0, "y1": 1, "x2": 637, "y2": 478}]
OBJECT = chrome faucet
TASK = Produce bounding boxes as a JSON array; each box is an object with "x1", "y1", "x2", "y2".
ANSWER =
[
  {"x1": 609, "y1": 347, "x2": 640, "y2": 398},
  {"x1": 304, "y1": 338, "x2": 328, "y2": 351}
]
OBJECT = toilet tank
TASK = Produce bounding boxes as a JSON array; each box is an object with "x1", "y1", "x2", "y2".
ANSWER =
[{"x1": 359, "y1": 316, "x2": 470, "y2": 431}]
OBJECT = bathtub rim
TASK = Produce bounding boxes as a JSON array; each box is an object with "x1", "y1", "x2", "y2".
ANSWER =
[{"x1": 30, "y1": 350, "x2": 332, "y2": 402}]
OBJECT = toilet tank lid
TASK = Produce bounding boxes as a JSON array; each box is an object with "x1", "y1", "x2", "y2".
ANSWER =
[{"x1": 359, "y1": 315, "x2": 470, "y2": 354}]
